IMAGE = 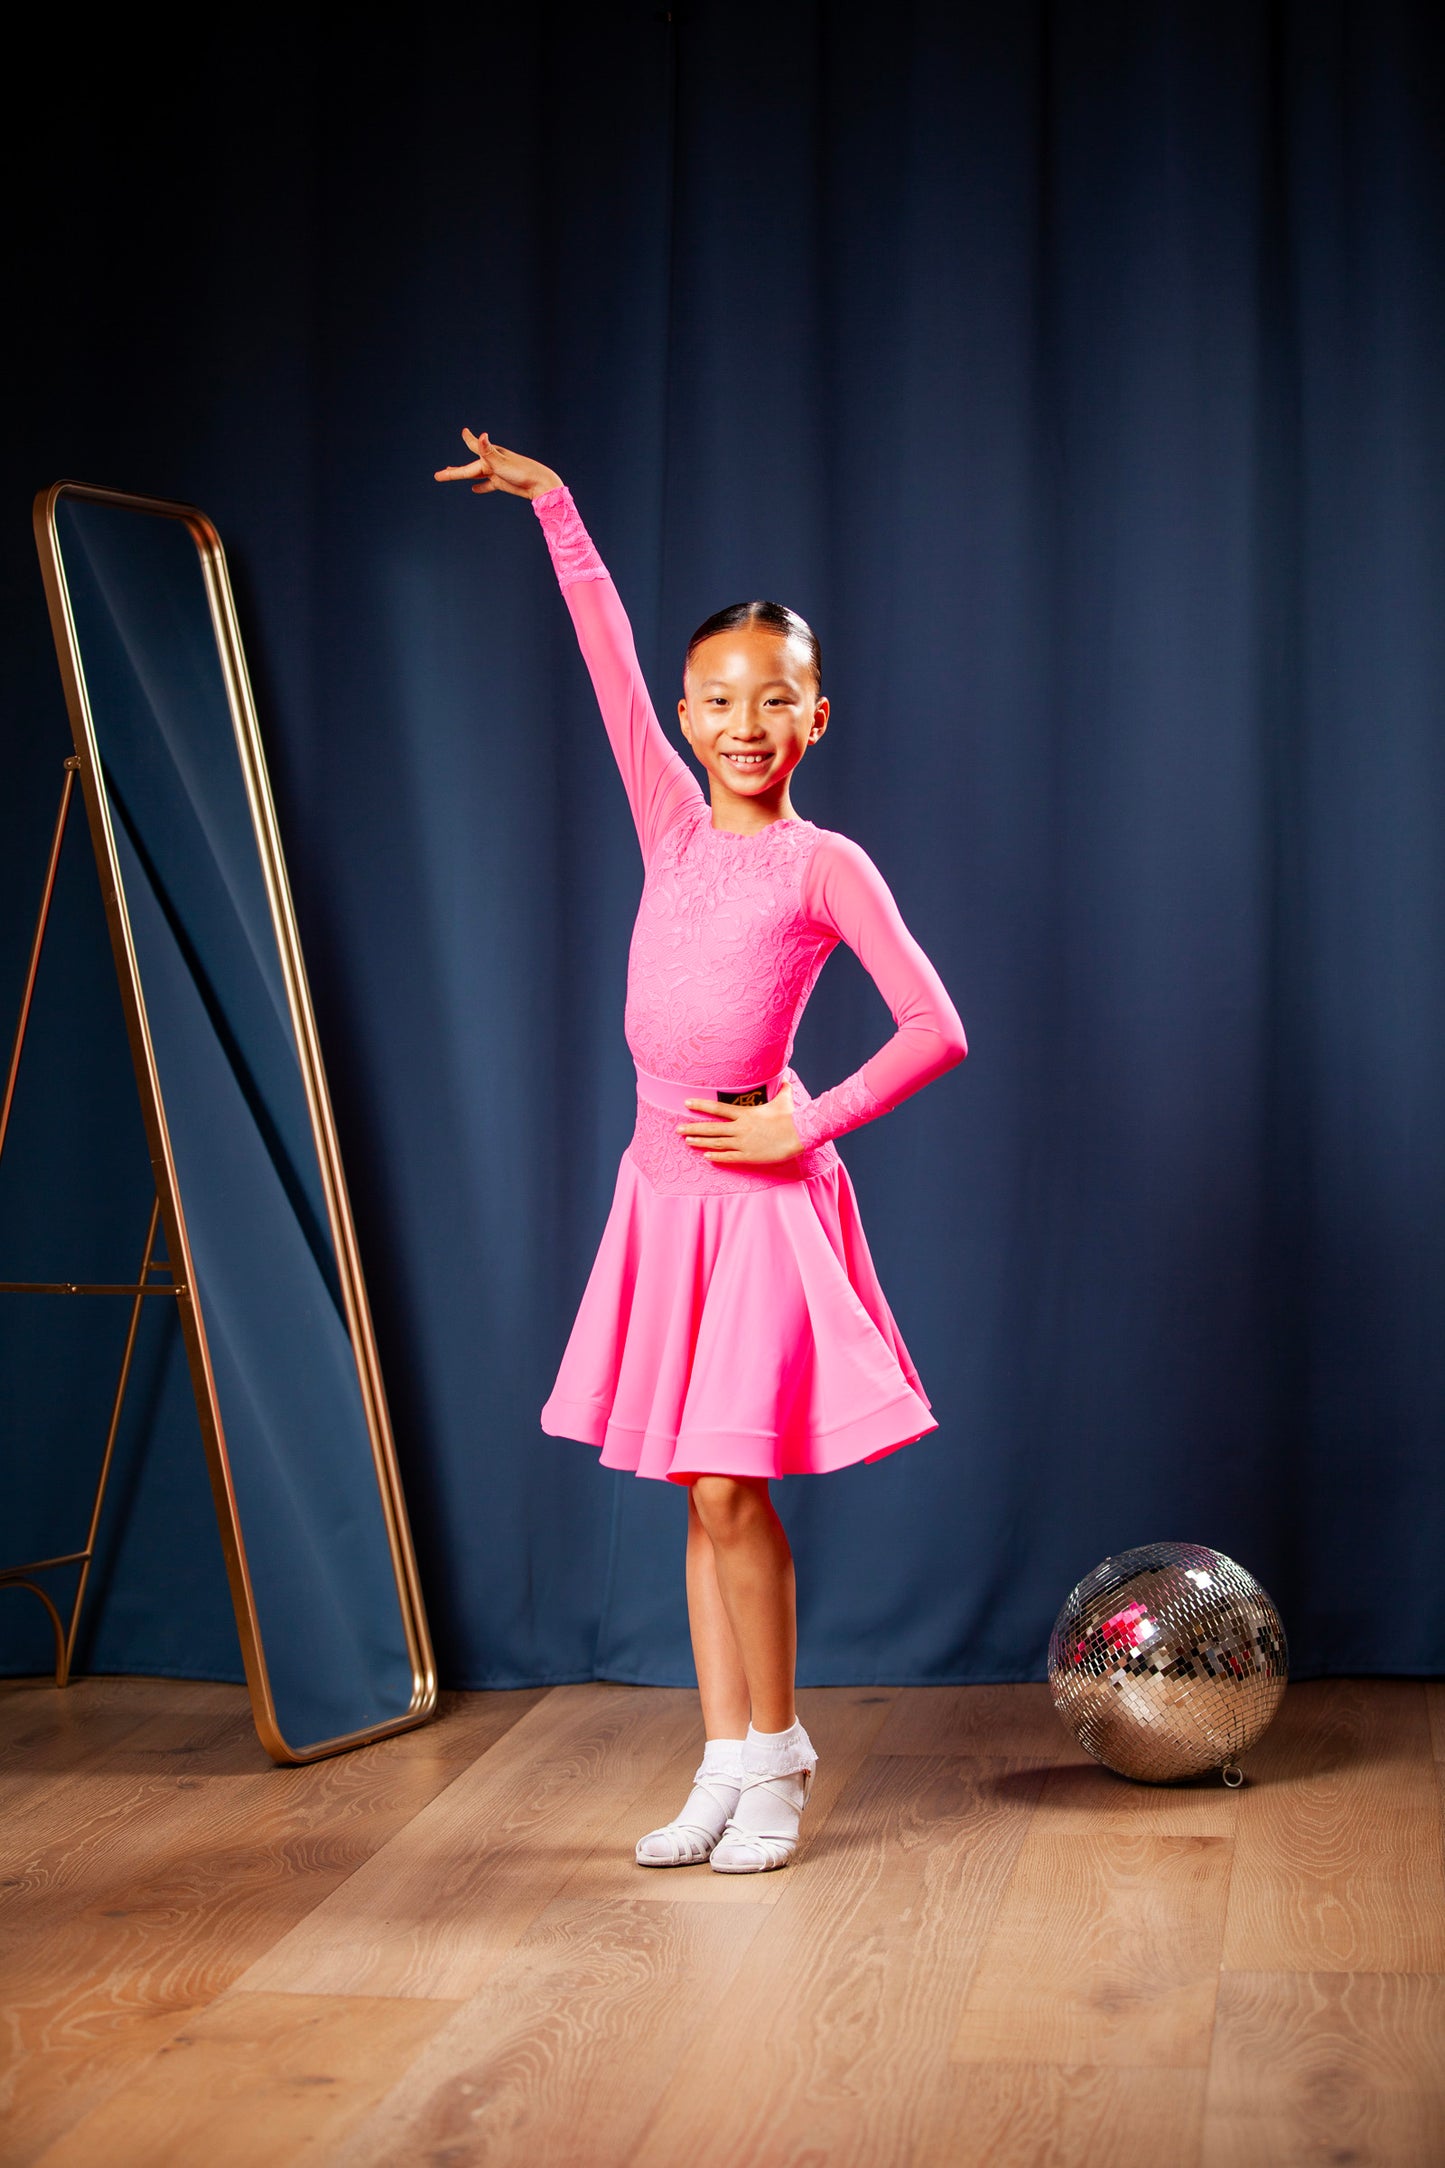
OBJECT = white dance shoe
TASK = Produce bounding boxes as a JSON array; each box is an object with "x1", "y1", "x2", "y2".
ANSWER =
[
  {"x1": 635, "y1": 1740, "x2": 744, "y2": 1867},
  {"x1": 709, "y1": 1718, "x2": 818, "y2": 1874}
]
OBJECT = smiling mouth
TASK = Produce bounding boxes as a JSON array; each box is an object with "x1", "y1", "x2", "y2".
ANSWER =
[{"x1": 722, "y1": 750, "x2": 772, "y2": 768}]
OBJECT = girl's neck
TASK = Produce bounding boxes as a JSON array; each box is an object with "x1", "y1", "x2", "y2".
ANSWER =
[{"x1": 706, "y1": 781, "x2": 801, "y2": 836}]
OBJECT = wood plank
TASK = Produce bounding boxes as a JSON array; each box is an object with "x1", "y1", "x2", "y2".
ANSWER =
[
  {"x1": 553, "y1": 1686, "x2": 898, "y2": 1906},
  {"x1": 104, "y1": 1689, "x2": 269, "y2": 1776},
  {"x1": 0, "y1": 1675, "x2": 226, "y2": 1780},
  {"x1": 1221, "y1": 1679, "x2": 1445, "y2": 1972},
  {"x1": 96, "y1": 1686, "x2": 542, "y2": 1777},
  {"x1": 1027, "y1": 1756, "x2": 1242, "y2": 1838},
  {"x1": 1426, "y1": 1681, "x2": 1445, "y2": 1763},
  {"x1": 370, "y1": 1687, "x2": 546, "y2": 1761},
  {"x1": 331, "y1": 1898, "x2": 767, "y2": 2168},
  {"x1": 916, "y1": 2063, "x2": 1207, "y2": 2168},
  {"x1": 872, "y1": 1682, "x2": 1090, "y2": 1763},
  {"x1": 31, "y1": 1992, "x2": 460, "y2": 2168},
  {"x1": 0, "y1": 1739, "x2": 487, "y2": 2162},
  {"x1": 1, "y1": 1773, "x2": 269, "y2": 1934},
  {"x1": 0, "y1": 1689, "x2": 539, "y2": 1936},
  {"x1": 239, "y1": 1685, "x2": 708, "y2": 2001},
  {"x1": 0, "y1": 1678, "x2": 516, "y2": 1777},
  {"x1": 951, "y1": 1826, "x2": 1233, "y2": 2068},
  {"x1": 936, "y1": 1753, "x2": 1241, "y2": 2086},
  {"x1": 1, "y1": 2001, "x2": 210, "y2": 2168},
  {"x1": 631, "y1": 1753, "x2": 1047, "y2": 2167},
  {"x1": 1202, "y1": 1971, "x2": 1445, "y2": 2168},
  {"x1": 0, "y1": 1707, "x2": 522, "y2": 1941}
]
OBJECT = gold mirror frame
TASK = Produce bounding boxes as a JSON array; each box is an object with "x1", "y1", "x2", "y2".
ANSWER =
[{"x1": 31, "y1": 482, "x2": 436, "y2": 1762}]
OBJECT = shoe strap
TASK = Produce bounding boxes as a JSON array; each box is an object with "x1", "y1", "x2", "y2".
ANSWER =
[
  {"x1": 646, "y1": 1817, "x2": 722, "y2": 1850},
  {"x1": 639, "y1": 1770, "x2": 741, "y2": 1854},
  {"x1": 719, "y1": 1770, "x2": 812, "y2": 1847},
  {"x1": 715, "y1": 1819, "x2": 797, "y2": 1867},
  {"x1": 736, "y1": 1768, "x2": 813, "y2": 1811},
  {"x1": 688, "y1": 1771, "x2": 744, "y2": 1817}
]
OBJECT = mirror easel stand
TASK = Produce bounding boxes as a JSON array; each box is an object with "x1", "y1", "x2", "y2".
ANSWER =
[{"x1": 0, "y1": 754, "x2": 179, "y2": 1687}]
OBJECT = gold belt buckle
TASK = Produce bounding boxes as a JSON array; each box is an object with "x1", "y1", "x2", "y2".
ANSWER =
[{"x1": 717, "y1": 1082, "x2": 768, "y2": 1108}]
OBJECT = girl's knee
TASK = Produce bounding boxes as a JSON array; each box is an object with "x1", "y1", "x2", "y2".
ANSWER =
[{"x1": 691, "y1": 1474, "x2": 765, "y2": 1543}]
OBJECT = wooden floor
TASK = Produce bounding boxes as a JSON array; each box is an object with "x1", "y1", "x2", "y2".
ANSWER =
[{"x1": 1, "y1": 1676, "x2": 1443, "y2": 2167}]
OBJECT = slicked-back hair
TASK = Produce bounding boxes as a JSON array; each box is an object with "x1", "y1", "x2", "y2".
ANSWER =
[{"x1": 684, "y1": 600, "x2": 823, "y2": 691}]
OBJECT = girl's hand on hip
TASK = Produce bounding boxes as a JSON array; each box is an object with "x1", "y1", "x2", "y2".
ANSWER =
[
  {"x1": 678, "y1": 1082, "x2": 805, "y2": 1167},
  {"x1": 434, "y1": 429, "x2": 562, "y2": 500}
]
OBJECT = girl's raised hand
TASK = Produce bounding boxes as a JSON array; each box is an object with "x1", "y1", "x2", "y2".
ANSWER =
[
  {"x1": 433, "y1": 429, "x2": 562, "y2": 500},
  {"x1": 677, "y1": 1083, "x2": 805, "y2": 1168}
]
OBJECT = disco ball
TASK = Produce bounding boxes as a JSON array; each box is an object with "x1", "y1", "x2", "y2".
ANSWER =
[{"x1": 1048, "y1": 1542, "x2": 1288, "y2": 1785}]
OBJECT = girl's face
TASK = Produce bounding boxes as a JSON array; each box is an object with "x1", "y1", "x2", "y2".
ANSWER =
[{"x1": 678, "y1": 625, "x2": 829, "y2": 803}]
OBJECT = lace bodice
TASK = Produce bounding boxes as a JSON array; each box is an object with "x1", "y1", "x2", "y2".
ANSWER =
[
  {"x1": 532, "y1": 487, "x2": 966, "y2": 1194},
  {"x1": 625, "y1": 808, "x2": 827, "y2": 1081}
]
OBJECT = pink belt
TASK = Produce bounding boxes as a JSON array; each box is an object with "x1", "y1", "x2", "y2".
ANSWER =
[{"x1": 634, "y1": 1063, "x2": 786, "y2": 1114}]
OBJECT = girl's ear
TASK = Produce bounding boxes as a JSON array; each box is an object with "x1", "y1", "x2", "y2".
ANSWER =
[
  {"x1": 677, "y1": 696, "x2": 693, "y2": 744},
  {"x1": 809, "y1": 696, "x2": 830, "y2": 742}
]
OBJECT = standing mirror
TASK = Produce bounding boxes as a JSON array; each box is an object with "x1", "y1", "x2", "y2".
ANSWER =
[{"x1": 30, "y1": 483, "x2": 435, "y2": 1761}]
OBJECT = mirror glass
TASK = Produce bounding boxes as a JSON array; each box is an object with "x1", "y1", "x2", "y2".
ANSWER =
[{"x1": 46, "y1": 492, "x2": 430, "y2": 1756}]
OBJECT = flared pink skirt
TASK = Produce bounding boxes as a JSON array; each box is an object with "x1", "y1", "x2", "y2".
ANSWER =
[{"x1": 540, "y1": 1148, "x2": 937, "y2": 1483}]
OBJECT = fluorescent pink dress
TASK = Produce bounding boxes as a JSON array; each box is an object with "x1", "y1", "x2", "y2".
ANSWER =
[{"x1": 535, "y1": 487, "x2": 967, "y2": 1483}]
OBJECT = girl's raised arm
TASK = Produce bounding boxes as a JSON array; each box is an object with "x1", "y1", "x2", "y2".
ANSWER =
[
  {"x1": 793, "y1": 832, "x2": 967, "y2": 1149},
  {"x1": 436, "y1": 430, "x2": 701, "y2": 860}
]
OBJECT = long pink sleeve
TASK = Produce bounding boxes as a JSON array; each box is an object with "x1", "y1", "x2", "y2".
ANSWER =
[
  {"x1": 533, "y1": 486, "x2": 702, "y2": 860},
  {"x1": 793, "y1": 833, "x2": 967, "y2": 1149}
]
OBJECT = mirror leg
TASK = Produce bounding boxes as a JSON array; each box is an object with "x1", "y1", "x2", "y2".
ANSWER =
[
  {"x1": 58, "y1": 1194, "x2": 166, "y2": 1687},
  {"x1": 0, "y1": 1579, "x2": 69, "y2": 1686},
  {"x1": 0, "y1": 758, "x2": 77, "y2": 1168}
]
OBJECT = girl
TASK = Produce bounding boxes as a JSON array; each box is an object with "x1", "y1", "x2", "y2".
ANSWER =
[{"x1": 435, "y1": 430, "x2": 967, "y2": 1872}]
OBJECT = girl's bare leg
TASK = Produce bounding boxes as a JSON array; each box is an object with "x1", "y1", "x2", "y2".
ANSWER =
[
  {"x1": 686, "y1": 1489, "x2": 751, "y2": 1738},
  {"x1": 689, "y1": 1475, "x2": 797, "y2": 1734},
  {"x1": 634, "y1": 1492, "x2": 755, "y2": 1869}
]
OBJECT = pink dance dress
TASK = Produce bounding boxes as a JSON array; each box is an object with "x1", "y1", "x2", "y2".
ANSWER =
[{"x1": 534, "y1": 487, "x2": 967, "y2": 1483}]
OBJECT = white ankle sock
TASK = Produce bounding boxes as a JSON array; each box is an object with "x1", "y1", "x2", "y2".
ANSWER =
[
  {"x1": 710, "y1": 1719, "x2": 818, "y2": 1874},
  {"x1": 741, "y1": 1718, "x2": 818, "y2": 1779},
  {"x1": 635, "y1": 1737, "x2": 745, "y2": 1867}
]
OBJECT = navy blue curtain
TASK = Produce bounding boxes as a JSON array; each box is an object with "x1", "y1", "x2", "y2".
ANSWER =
[{"x1": 3, "y1": 1, "x2": 1442, "y2": 1688}]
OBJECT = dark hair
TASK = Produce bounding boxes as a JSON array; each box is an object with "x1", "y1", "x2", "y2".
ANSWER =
[{"x1": 684, "y1": 600, "x2": 823, "y2": 690}]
